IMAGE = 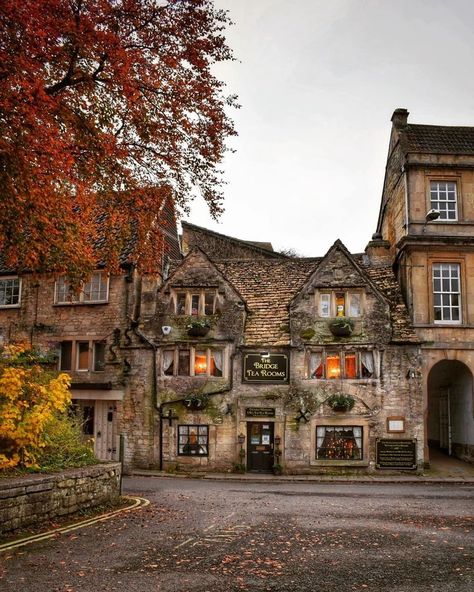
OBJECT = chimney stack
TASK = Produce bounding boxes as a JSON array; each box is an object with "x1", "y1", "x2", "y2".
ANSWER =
[
  {"x1": 391, "y1": 108, "x2": 409, "y2": 129},
  {"x1": 364, "y1": 233, "x2": 392, "y2": 267}
]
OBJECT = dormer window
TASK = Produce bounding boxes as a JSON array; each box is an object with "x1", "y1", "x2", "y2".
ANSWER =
[
  {"x1": 55, "y1": 272, "x2": 109, "y2": 304},
  {"x1": 317, "y1": 291, "x2": 363, "y2": 318},
  {"x1": 172, "y1": 289, "x2": 217, "y2": 316}
]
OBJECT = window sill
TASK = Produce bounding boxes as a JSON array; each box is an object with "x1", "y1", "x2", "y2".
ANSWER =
[
  {"x1": 53, "y1": 301, "x2": 109, "y2": 306},
  {"x1": 311, "y1": 460, "x2": 368, "y2": 467},
  {"x1": 0, "y1": 304, "x2": 21, "y2": 309},
  {"x1": 162, "y1": 375, "x2": 224, "y2": 379}
]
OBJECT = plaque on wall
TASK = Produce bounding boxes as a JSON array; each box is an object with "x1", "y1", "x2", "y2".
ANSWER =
[
  {"x1": 245, "y1": 407, "x2": 276, "y2": 417},
  {"x1": 243, "y1": 353, "x2": 289, "y2": 383},
  {"x1": 376, "y1": 439, "x2": 417, "y2": 470}
]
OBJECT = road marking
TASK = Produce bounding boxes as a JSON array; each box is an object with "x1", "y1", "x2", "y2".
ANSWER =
[{"x1": 0, "y1": 496, "x2": 150, "y2": 553}]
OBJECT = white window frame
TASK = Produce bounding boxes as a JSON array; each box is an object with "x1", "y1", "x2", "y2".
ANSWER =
[
  {"x1": 172, "y1": 289, "x2": 217, "y2": 316},
  {"x1": 432, "y1": 263, "x2": 462, "y2": 324},
  {"x1": 161, "y1": 346, "x2": 226, "y2": 378},
  {"x1": 316, "y1": 291, "x2": 363, "y2": 318},
  {"x1": 430, "y1": 180, "x2": 458, "y2": 221},
  {"x1": 0, "y1": 276, "x2": 22, "y2": 308},
  {"x1": 55, "y1": 272, "x2": 109, "y2": 305}
]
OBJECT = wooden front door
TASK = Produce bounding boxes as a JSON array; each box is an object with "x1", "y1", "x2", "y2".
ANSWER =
[{"x1": 247, "y1": 422, "x2": 274, "y2": 472}]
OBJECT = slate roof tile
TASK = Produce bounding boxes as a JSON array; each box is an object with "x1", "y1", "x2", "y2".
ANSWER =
[{"x1": 403, "y1": 124, "x2": 474, "y2": 155}]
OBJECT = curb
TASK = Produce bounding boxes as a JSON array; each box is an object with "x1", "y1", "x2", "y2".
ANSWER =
[
  {"x1": 130, "y1": 470, "x2": 474, "y2": 485},
  {"x1": 0, "y1": 496, "x2": 150, "y2": 553}
]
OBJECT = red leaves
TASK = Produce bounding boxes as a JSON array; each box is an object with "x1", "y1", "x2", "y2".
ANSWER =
[{"x1": 0, "y1": 0, "x2": 237, "y2": 278}]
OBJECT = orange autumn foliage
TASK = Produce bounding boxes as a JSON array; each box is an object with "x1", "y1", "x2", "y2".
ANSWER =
[
  {"x1": 0, "y1": 345, "x2": 71, "y2": 469},
  {"x1": 0, "y1": 0, "x2": 237, "y2": 280}
]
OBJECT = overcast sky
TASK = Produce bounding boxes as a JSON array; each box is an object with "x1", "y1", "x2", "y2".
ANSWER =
[{"x1": 182, "y1": 0, "x2": 474, "y2": 257}]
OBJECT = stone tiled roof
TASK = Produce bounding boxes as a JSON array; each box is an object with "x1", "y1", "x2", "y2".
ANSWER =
[
  {"x1": 402, "y1": 124, "x2": 474, "y2": 155},
  {"x1": 215, "y1": 259, "x2": 318, "y2": 346},
  {"x1": 214, "y1": 256, "x2": 418, "y2": 346}
]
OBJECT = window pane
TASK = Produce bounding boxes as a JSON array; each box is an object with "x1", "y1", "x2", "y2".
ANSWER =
[
  {"x1": 83, "y1": 272, "x2": 108, "y2": 302},
  {"x1": 204, "y1": 292, "x2": 215, "y2": 315},
  {"x1": 316, "y1": 426, "x2": 362, "y2": 460},
  {"x1": 432, "y1": 263, "x2": 461, "y2": 322},
  {"x1": 336, "y1": 293, "x2": 345, "y2": 316},
  {"x1": 56, "y1": 277, "x2": 75, "y2": 303},
  {"x1": 60, "y1": 341, "x2": 72, "y2": 371},
  {"x1": 194, "y1": 350, "x2": 207, "y2": 375},
  {"x1": 94, "y1": 342, "x2": 106, "y2": 371},
  {"x1": 430, "y1": 181, "x2": 457, "y2": 220},
  {"x1": 210, "y1": 351, "x2": 223, "y2": 377},
  {"x1": 178, "y1": 425, "x2": 208, "y2": 455},
  {"x1": 191, "y1": 294, "x2": 200, "y2": 316},
  {"x1": 163, "y1": 349, "x2": 175, "y2": 375},
  {"x1": 0, "y1": 278, "x2": 21, "y2": 306},
  {"x1": 77, "y1": 342, "x2": 90, "y2": 370},
  {"x1": 326, "y1": 354, "x2": 340, "y2": 379},
  {"x1": 319, "y1": 293, "x2": 331, "y2": 317},
  {"x1": 344, "y1": 353, "x2": 357, "y2": 378},
  {"x1": 176, "y1": 292, "x2": 186, "y2": 314},
  {"x1": 178, "y1": 350, "x2": 190, "y2": 375},
  {"x1": 349, "y1": 293, "x2": 361, "y2": 317}
]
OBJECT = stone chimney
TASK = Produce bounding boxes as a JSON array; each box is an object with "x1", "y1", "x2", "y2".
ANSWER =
[
  {"x1": 364, "y1": 233, "x2": 392, "y2": 267},
  {"x1": 391, "y1": 108, "x2": 409, "y2": 130}
]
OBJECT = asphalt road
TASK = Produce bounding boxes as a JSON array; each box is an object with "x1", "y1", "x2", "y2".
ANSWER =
[{"x1": 1, "y1": 477, "x2": 473, "y2": 592}]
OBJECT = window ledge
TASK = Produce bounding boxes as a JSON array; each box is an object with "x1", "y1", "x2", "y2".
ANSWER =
[
  {"x1": 311, "y1": 460, "x2": 368, "y2": 467},
  {"x1": 0, "y1": 304, "x2": 21, "y2": 309},
  {"x1": 54, "y1": 301, "x2": 109, "y2": 307}
]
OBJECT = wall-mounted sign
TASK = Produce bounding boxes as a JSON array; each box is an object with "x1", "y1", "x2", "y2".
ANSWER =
[
  {"x1": 245, "y1": 407, "x2": 276, "y2": 418},
  {"x1": 376, "y1": 439, "x2": 417, "y2": 470},
  {"x1": 243, "y1": 353, "x2": 289, "y2": 383}
]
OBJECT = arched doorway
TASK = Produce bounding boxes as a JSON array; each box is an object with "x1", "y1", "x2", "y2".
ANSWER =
[{"x1": 427, "y1": 360, "x2": 474, "y2": 463}]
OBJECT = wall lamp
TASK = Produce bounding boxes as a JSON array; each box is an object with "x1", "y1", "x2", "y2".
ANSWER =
[
  {"x1": 238, "y1": 433, "x2": 246, "y2": 445},
  {"x1": 423, "y1": 209, "x2": 440, "y2": 233},
  {"x1": 260, "y1": 351, "x2": 270, "y2": 358}
]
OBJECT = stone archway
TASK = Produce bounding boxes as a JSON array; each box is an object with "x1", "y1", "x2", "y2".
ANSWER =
[{"x1": 427, "y1": 360, "x2": 474, "y2": 463}]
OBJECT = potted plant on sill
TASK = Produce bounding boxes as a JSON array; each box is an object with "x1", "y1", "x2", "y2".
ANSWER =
[
  {"x1": 327, "y1": 393, "x2": 355, "y2": 412},
  {"x1": 328, "y1": 317, "x2": 354, "y2": 337},
  {"x1": 187, "y1": 318, "x2": 211, "y2": 337}
]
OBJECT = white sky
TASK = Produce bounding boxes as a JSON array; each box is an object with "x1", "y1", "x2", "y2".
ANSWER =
[{"x1": 182, "y1": 0, "x2": 474, "y2": 257}]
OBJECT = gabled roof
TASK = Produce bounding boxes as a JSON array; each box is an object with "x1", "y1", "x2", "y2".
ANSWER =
[
  {"x1": 402, "y1": 124, "x2": 474, "y2": 155},
  {"x1": 181, "y1": 221, "x2": 286, "y2": 260}
]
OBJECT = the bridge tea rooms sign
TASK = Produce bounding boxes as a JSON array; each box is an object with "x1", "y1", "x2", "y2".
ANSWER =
[{"x1": 243, "y1": 353, "x2": 289, "y2": 384}]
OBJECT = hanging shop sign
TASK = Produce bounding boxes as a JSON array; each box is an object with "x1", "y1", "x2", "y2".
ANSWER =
[
  {"x1": 245, "y1": 407, "x2": 276, "y2": 418},
  {"x1": 376, "y1": 438, "x2": 417, "y2": 470},
  {"x1": 243, "y1": 353, "x2": 289, "y2": 383}
]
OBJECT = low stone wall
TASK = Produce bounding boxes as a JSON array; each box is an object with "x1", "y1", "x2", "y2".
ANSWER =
[{"x1": 0, "y1": 462, "x2": 121, "y2": 535}]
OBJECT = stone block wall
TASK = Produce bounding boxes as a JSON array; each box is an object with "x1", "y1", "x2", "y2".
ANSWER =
[{"x1": 0, "y1": 463, "x2": 121, "y2": 535}]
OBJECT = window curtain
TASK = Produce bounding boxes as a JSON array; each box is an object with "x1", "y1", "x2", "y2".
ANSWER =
[
  {"x1": 309, "y1": 352, "x2": 322, "y2": 378},
  {"x1": 163, "y1": 350, "x2": 174, "y2": 373},
  {"x1": 361, "y1": 351, "x2": 374, "y2": 375},
  {"x1": 212, "y1": 350, "x2": 223, "y2": 372}
]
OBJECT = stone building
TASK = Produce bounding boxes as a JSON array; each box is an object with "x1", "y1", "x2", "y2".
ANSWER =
[
  {"x1": 1, "y1": 109, "x2": 472, "y2": 472},
  {"x1": 378, "y1": 109, "x2": 474, "y2": 464}
]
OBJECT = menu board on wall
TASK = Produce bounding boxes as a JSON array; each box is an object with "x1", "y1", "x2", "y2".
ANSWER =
[{"x1": 376, "y1": 439, "x2": 417, "y2": 469}]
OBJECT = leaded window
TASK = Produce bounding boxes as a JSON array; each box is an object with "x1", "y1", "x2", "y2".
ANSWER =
[
  {"x1": 430, "y1": 181, "x2": 457, "y2": 221},
  {"x1": 162, "y1": 347, "x2": 224, "y2": 377},
  {"x1": 178, "y1": 425, "x2": 209, "y2": 456},
  {"x1": 308, "y1": 350, "x2": 375, "y2": 379},
  {"x1": 316, "y1": 426, "x2": 363, "y2": 460},
  {"x1": 432, "y1": 263, "x2": 461, "y2": 323},
  {"x1": 172, "y1": 289, "x2": 217, "y2": 316},
  {"x1": 0, "y1": 277, "x2": 21, "y2": 307},
  {"x1": 317, "y1": 291, "x2": 363, "y2": 318},
  {"x1": 55, "y1": 272, "x2": 109, "y2": 304}
]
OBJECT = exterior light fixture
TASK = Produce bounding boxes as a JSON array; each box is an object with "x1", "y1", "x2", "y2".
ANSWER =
[
  {"x1": 275, "y1": 435, "x2": 281, "y2": 446},
  {"x1": 238, "y1": 433, "x2": 245, "y2": 445},
  {"x1": 260, "y1": 351, "x2": 270, "y2": 358},
  {"x1": 423, "y1": 209, "x2": 440, "y2": 233}
]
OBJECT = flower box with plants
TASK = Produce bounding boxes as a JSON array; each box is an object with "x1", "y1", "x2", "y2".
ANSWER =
[
  {"x1": 186, "y1": 318, "x2": 211, "y2": 337},
  {"x1": 328, "y1": 317, "x2": 354, "y2": 337},
  {"x1": 327, "y1": 393, "x2": 355, "y2": 412}
]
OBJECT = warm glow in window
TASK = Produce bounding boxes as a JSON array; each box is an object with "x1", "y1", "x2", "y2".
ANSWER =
[
  {"x1": 326, "y1": 354, "x2": 341, "y2": 379},
  {"x1": 194, "y1": 351, "x2": 207, "y2": 375},
  {"x1": 345, "y1": 353, "x2": 357, "y2": 378},
  {"x1": 336, "y1": 293, "x2": 345, "y2": 316}
]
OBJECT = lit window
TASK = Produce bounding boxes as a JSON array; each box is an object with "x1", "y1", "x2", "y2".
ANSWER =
[
  {"x1": 162, "y1": 347, "x2": 225, "y2": 377},
  {"x1": 317, "y1": 291, "x2": 363, "y2": 318},
  {"x1": 432, "y1": 263, "x2": 461, "y2": 323},
  {"x1": 173, "y1": 289, "x2": 216, "y2": 315},
  {"x1": 316, "y1": 426, "x2": 363, "y2": 460},
  {"x1": 308, "y1": 350, "x2": 375, "y2": 380},
  {"x1": 55, "y1": 272, "x2": 109, "y2": 304},
  {"x1": 430, "y1": 181, "x2": 457, "y2": 221},
  {"x1": 178, "y1": 425, "x2": 209, "y2": 456},
  {"x1": 0, "y1": 277, "x2": 21, "y2": 307}
]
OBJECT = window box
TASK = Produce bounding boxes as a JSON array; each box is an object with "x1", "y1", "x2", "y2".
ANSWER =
[
  {"x1": 328, "y1": 317, "x2": 354, "y2": 337},
  {"x1": 187, "y1": 321, "x2": 211, "y2": 337},
  {"x1": 327, "y1": 393, "x2": 355, "y2": 412}
]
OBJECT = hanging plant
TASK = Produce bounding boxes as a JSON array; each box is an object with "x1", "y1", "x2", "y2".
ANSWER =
[
  {"x1": 328, "y1": 317, "x2": 354, "y2": 337},
  {"x1": 183, "y1": 393, "x2": 209, "y2": 410},
  {"x1": 327, "y1": 393, "x2": 355, "y2": 412},
  {"x1": 186, "y1": 319, "x2": 211, "y2": 337}
]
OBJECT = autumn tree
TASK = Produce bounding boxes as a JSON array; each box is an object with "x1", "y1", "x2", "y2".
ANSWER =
[{"x1": 0, "y1": 0, "x2": 237, "y2": 278}]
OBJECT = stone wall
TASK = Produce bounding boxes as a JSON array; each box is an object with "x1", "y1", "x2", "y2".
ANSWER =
[{"x1": 0, "y1": 463, "x2": 121, "y2": 535}]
